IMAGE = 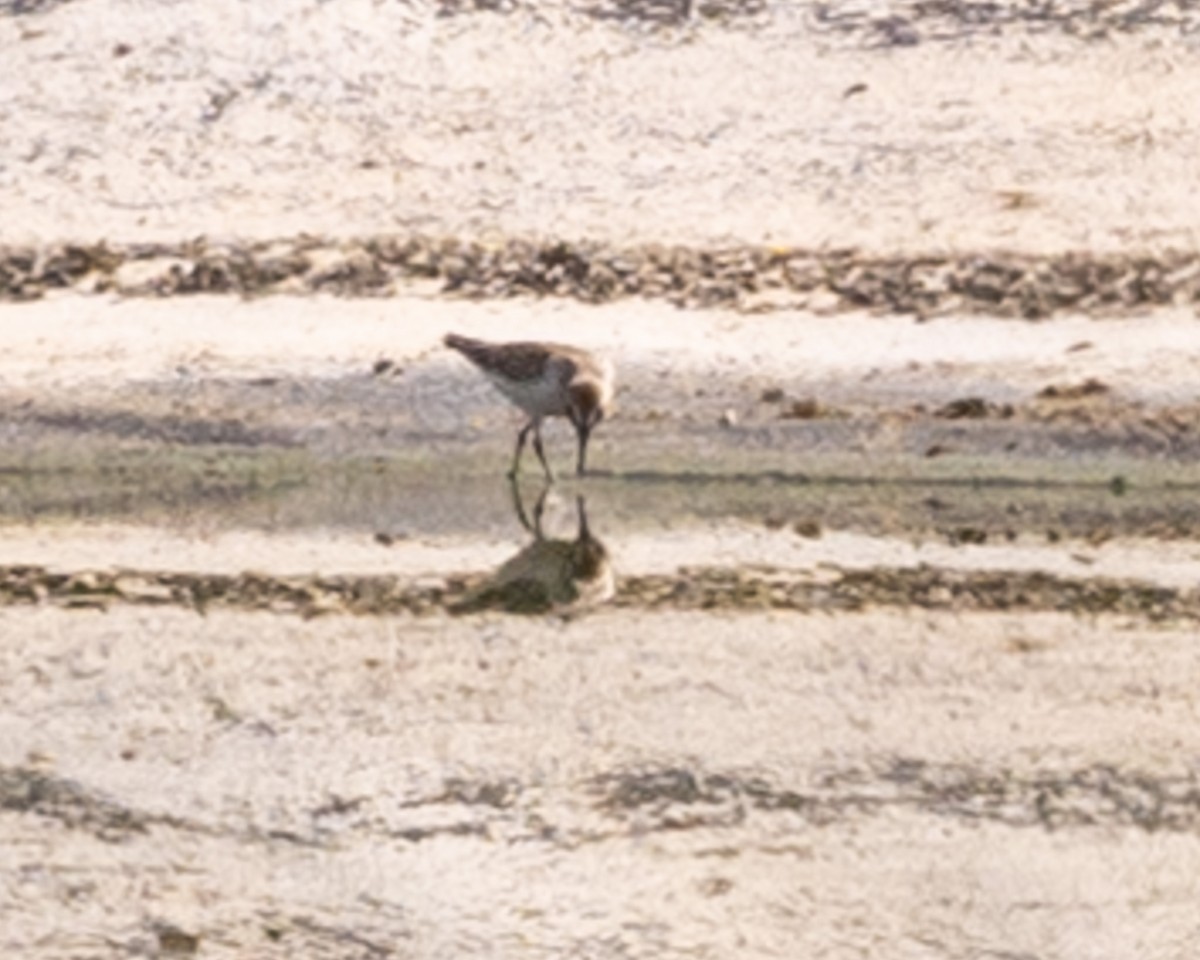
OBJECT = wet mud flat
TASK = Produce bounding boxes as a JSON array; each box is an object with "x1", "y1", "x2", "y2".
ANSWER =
[
  {"x1": 7, "y1": 1, "x2": 1200, "y2": 957},
  {"x1": 3, "y1": 417, "x2": 1200, "y2": 959},
  {"x1": 5, "y1": 298, "x2": 1200, "y2": 947},
  {"x1": 2, "y1": 295, "x2": 1200, "y2": 959}
]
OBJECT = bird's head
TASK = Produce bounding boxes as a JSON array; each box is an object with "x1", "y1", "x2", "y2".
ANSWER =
[
  {"x1": 568, "y1": 381, "x2": 608, "y2": 432},
  {"x1": 567, "y1": 380, "x2": 612, "y2": 476}
]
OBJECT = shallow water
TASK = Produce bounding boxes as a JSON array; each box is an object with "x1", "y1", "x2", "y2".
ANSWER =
[{"x1": 3, "y1": 439, "x2": 1198, "y2": 541}]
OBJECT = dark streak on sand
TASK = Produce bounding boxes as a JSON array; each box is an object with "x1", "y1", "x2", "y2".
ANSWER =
[
  {"x1": 0, "y1": 562, "x2": 1192, "y2": 619},
  {"x1": 6, "y1": 759, "x2": 1200, "y2": 849},
  {"x1": 4, "y1": 235, "x2": 1200, "y2": 319}
]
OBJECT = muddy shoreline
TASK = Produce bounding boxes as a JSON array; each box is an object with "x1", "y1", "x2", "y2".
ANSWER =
[
  {"x1": 0, "y1": 561, "x2": 1194, "y2": 619},
  {"x1": 7, "y1": 235, "x2": 1200, "y2": 319}
]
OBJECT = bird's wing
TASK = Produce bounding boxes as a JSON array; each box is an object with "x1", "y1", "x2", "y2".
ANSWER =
[
  {"x1": 547, "y1": 351, "x2": 581, "y2": 388},
  {"x1": 487, "y1": 342, "x2": 556, "y2": 383},
  {"x1": 446, "y1": 336, "x2": 553, "y2": 383}
]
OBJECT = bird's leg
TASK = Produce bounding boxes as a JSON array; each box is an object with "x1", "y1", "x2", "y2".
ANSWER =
[
  {"x1": 532, "y1": 422, "x2": 554, "y2": 483},
  {"x1": 566, "y1": 408, "x2": 590, "y2": 477},
  {"x1": 510, "y1": 471, "x2": 550, "y2": 540},
  {"x1": 575, "y1": 495, "x2": 591, "y2": 542},
  {"x1": 575, "y1": 422, "x2": 591, "y2": 477},
  {"x1": 509, "y1": 421, "x2": 533, "y2": 478},
  {"x1": 509, "y1": 473, "x2": 536, "y2": 536},
  {"x1": 532, "y1": 485, "x2": 550, "y2": 539}
]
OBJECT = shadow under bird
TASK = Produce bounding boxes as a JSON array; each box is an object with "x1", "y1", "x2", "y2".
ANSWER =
[
  {"x1": 444, "y1": 333, "x2": 614, "y2": 480},
  {"x1": 450, "y1": 483, "x2": 615, "y2": 616}
]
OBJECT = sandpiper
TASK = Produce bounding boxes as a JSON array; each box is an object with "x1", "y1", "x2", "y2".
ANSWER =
[
  {"x1": 444, "y1": 333, "x2": 614, "y2": 479},
  {"x1": 451, "y1": 483, "x2": 614, "y2": 615}
]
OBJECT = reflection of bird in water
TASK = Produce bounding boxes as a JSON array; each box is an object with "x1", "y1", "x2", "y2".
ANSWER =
[
  {"x1": 451, "y1": 482, "x2": 615, "y2": 616},
  {"x1": 443, "y1": 333, "x2": 614, "y2": 481}
]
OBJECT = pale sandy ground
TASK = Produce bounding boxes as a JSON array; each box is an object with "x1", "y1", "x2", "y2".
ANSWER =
[
  {"x1": 5, "y1": 520, "x2": 1200, "y2": 587},
  {"x1": 6, "y1": 2, "x2": 1200, "y2": 959},
  {"x1": 4, "y1": 0, "x2": 1200, "y2": 253},
  {"x1": 4, "y1": 606, "x2": 1200, "y2": 959},
  {"x1": 5, "y1": 294, "x2": 1200, "y2": 405}
]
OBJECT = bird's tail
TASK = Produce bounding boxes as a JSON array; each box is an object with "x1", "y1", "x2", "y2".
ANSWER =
[{"x1": 443, "y1": 333, "x2": 490, "y2": 363}]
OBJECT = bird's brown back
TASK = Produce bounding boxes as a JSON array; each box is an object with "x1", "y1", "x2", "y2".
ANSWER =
[
  {"x1": 443, "y1": 334, "x2": 554, "y2": 382},
  {"x1": 443, "y1": 333, "x2": 603, "y2": 388}
]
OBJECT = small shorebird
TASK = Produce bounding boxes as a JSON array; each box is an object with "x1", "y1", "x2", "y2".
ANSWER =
[
  {"x1": 444, "y1": 333, "x2": 614, "y2": 479},
  {"x1": 451, "y1": 484, "x2": 614, "y2": 615}
]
